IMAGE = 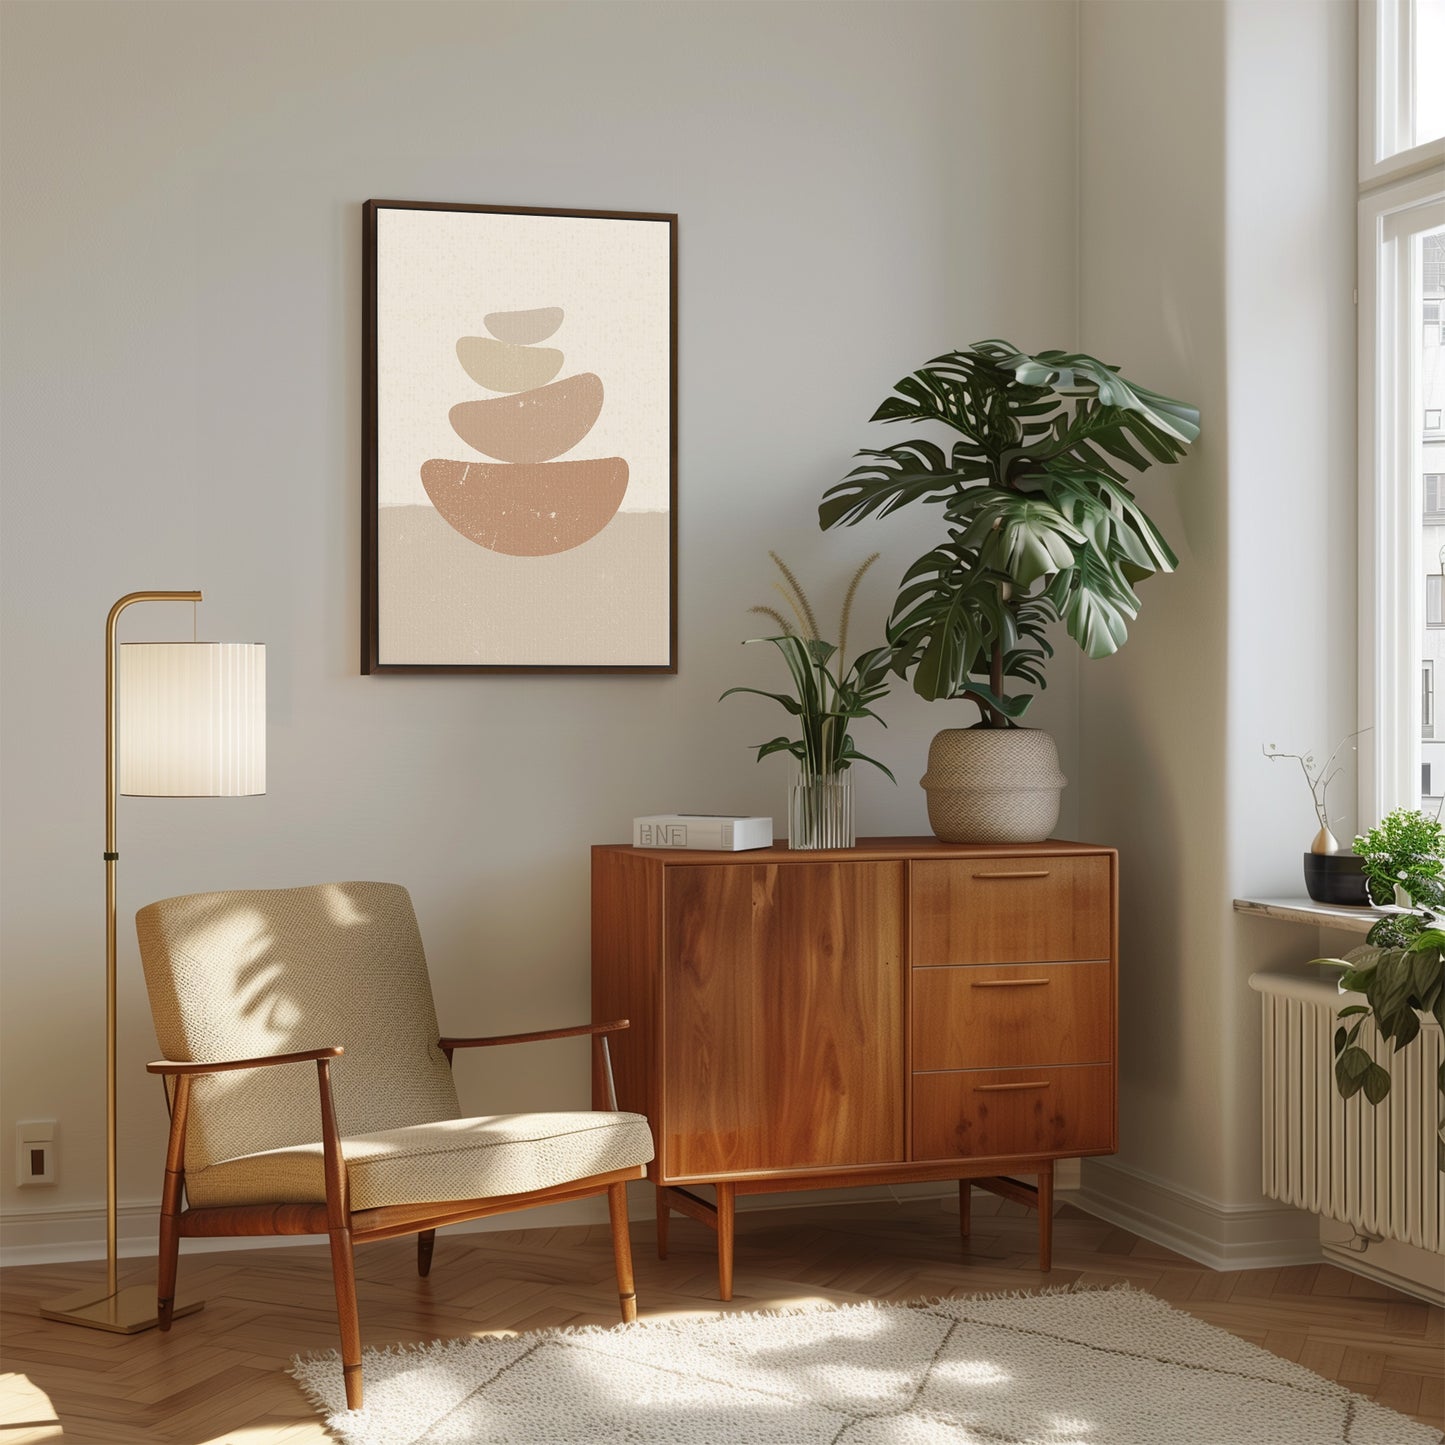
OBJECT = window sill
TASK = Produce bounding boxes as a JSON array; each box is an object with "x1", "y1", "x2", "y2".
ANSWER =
[{"x1": 1233, "y1": 896, "x2": 1387, "y2": 935}]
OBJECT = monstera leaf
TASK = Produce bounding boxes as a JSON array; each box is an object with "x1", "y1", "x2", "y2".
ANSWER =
[
  {"x1": 1046, "y1": 547, "x2": 1140, "y2": 658},
  {"x1": 954, "y1": 493, "x2": 1085, "y2": 588},
  {"x1": 887, "y1": 540, "x2": 1053, "y2": 708},
  {"x1": 819, "y1": 439, "x2": 987, "y2": 530},
  {"x1": 977, "y1": 341, "x2": 1201, "y2": 448}
]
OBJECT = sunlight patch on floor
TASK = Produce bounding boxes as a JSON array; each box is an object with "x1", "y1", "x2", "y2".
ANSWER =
[{"x1": 0, "y1": 1373, "x2": 62, "y2": 1443}]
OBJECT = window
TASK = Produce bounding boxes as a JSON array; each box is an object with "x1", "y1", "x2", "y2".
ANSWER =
[
  {"x1": 1359, "y1": 2, "x2": 1445, "y2": 816},
  {"x1": 1362, "y1": 1, "x2": 1445, "y2": 177}
]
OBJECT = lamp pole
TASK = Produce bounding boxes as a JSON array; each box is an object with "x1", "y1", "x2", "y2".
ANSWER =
[{"x1": 42, "y1": 592, "x2": 207, "y2": 1333}]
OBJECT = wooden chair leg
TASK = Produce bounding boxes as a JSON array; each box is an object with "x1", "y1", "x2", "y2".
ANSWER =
[
  {"x1": 156, "y1": 1205, "x2": 181, "y2": 1330},
  {"x1": 608, "y1": 1181, "x2": 639, "y2": 1323},
  {"x1": 958, "y1": 1179, "x2": 971, "y2": 1243},
  {"x1": 716, "y1": 1182, "x2": 736, "y2": 1303},
  {"x1": 655, "y1": 1183, "x2": 670, "y2": 1260},
  {"x1": 1037, "y1": 1161, "x2": 1054, "y2": 1272},
  {"x1": 157, "y1": 1077, "x2": 189, "y2": 1331},
  {"x1": 328, "y1": 1225, "x2": 364, "y2": 1410},
  {"x1": 417, "y1": 1229, "x2": 436, "y2": 1278}
]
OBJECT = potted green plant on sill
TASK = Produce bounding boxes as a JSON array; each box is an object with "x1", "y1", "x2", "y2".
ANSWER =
[
  {"x1": 819, "y1": 340, "x2": 1200, "y2": 842},
  {"x1": 1317, "y1": 807, "x2": 1445, "y2": 1170},
  {"x1": 721, "y1": 553, "x2": 895, "y2": 849}
]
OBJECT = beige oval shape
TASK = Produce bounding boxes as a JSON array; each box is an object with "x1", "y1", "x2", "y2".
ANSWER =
[
  {"x1": 420, "y1": 456, "x2": 629, "y2": 556},
  {"x1": 456, "y1": 337, "x2": 563, "y2": 394},
  {"x1": 484, "y1": 307, "x2": 564, "y2": 344},
  {"x1": 449, "y1": 374, "x2": 603, "y2": 463}
]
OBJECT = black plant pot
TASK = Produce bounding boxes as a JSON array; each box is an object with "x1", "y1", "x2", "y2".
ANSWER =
[{"x1": 1302, "y1": 852, "x2": 1369, "y2": 905}]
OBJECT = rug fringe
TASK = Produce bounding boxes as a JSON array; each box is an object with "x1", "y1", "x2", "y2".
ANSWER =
[{"x1": 290, "y1": 1278, "x2": 1150, "y2": 1375}]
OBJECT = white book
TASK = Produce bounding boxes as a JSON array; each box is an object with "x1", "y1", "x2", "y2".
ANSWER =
[{"x1": 632, "y1": 814, "x2": 774, "y2": 851}]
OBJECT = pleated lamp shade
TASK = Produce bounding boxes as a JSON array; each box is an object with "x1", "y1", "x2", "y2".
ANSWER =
[{"x1": 118, "y1": 643, "x2": 266, "y2": 797}]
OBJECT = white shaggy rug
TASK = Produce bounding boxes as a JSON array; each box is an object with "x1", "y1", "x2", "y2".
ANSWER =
[{"x1": 291, "y1": 1285, "x2": 1440, "y2": 1445}]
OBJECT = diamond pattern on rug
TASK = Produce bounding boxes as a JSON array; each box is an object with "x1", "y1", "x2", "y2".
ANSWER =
[{"x1": 291, "y1": 1286, "x2": 1442, "y2": 1445}]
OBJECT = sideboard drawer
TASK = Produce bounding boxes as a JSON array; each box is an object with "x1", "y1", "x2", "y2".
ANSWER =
[
  {"x1": 912, "y1": 961, "x2": 1112, "y2": 1071},
  {"x1": 912, "y1": 1064, "x2": 1114, "y2": 1161},
  {"x1": 911, "y1": 856, "x2": 1111, "y2": 965}
]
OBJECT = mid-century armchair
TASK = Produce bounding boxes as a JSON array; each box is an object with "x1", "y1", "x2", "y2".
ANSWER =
[{"x1": 135, "y1": 881, "x2": 653, "y2": 1410}]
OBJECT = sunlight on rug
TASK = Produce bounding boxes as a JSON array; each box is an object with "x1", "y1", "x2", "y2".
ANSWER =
[{"x1": 290, "y1": 1285, "x2": 1436, "y2": 1445}]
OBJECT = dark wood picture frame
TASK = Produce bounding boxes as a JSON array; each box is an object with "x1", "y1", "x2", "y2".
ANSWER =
[{"x1": 361, "y1": 199, "x2": 676, "y2": 676}]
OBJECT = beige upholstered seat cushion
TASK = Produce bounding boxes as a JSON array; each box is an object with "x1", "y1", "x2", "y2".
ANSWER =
[{"x1": 184, "y1": 1110, "x2": 654, "y2": 1211}]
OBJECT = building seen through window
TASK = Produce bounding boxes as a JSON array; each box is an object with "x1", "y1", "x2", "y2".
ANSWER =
[{"x1": 1421, "y1": 230, "x2": 1445, "y2": 806}]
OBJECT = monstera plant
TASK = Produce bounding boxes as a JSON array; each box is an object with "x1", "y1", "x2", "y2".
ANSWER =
[
  {"x1": 821, "y1": 340, "x2": 1200, "y2": 717},
  {"x1": 819, "y1": 341, "x2": 1200, "y2": 841}
]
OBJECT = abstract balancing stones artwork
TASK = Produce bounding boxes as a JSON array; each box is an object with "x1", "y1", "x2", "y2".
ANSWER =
[{"x1": 420, "y1": 308, "x2": 629, "y2": 556}]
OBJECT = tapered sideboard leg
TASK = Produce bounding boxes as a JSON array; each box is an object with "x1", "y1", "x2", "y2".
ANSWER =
[
  {"x1": 655, "y1": 1183, "x2": 670, "y2": 1260},
  {"x1": 1037, "y1": 1161, "x2": 1054, "y2": 1272},
  {"x1": 716, "y1": 1182, "x2": 736, "y2": 1302}
]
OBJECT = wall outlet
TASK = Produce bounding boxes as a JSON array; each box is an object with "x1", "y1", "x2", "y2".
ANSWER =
[{"x1": 16, "y1": 1120, "x2": 56, "y2": 1186}]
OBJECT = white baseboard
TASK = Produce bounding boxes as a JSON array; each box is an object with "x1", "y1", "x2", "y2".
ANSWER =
[
  {"x1": 1318, "y1": 1220, "x2": 1445, "y2": 1306},
  {"x1": 3, "y1": 1177, "x2": 1010, "y2": 1268},
  {"x1": 1075, "y1": 1159, "x2": 1324, "y2": 1271}
]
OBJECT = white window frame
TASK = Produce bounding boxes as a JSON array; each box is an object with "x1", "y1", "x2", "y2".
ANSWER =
[
  {"x1": 1360, "y1": 0, "x2": 1445, "y2": 184},
  {"x1": 1359, "y1": 173, "x2": 1444, "y2": 818},
  {"x1": 1359, "y1": 1, "x2": 1445, "y2": 821}
]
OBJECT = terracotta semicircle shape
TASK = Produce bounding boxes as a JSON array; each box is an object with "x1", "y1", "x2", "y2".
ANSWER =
[
  {"x1": 456, "y1": 337, "x2": 563, "y2": 394},
  {"x1": 484, "y1": 307, "x2": 564, "y2": 345},
  {"x1": 419, "y1": 457, "x2": 630, "y2": 556},
  {"x1": 449, "y1": 374, "x2": 604, "y2": 464}
]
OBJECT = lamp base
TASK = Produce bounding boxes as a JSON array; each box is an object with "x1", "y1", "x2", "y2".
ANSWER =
[{"x1": 40, "y1": 1283, "x2": 203, "y2": 1334}]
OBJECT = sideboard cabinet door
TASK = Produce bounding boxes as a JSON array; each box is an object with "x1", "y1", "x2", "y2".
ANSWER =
[{"x1": 662, "y1": 860, "x2": 905, "y2": 1179}]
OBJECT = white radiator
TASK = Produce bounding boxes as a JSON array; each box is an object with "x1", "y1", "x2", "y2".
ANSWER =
[{"x1": 1250, "y1": 965, "x2": 1442, "y2": 1254}]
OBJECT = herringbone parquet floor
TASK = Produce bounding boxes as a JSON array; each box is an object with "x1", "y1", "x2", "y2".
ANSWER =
[{"x1": 1, "y1": 1193, "x2": 1440, "y2": 1444}]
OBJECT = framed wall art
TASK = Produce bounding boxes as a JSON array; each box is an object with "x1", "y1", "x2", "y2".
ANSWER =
[{"x1": 362, "y1": 200, "x2": 677, "y2": 674}]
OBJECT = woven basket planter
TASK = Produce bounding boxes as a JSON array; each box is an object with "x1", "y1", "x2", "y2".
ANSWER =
[{"x1": 920, "y1": 727, "x2": 1067, "y2": 844}]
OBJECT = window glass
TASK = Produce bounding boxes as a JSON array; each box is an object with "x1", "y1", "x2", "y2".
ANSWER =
[
  {"x1": 1427, "y1": 472, "x2": 1445, "y2": 516},
  {"x1": 1415, "y1": 0, "x2": 1445, "y2": 147}
]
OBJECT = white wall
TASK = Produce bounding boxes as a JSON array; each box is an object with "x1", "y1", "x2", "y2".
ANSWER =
[
  {"x1": 0, "y1": 0, "x2": 1081, "y2": 1251},
  {"x1": 1077, "y1": 0, "x2": 1358, "y2": 1260}
]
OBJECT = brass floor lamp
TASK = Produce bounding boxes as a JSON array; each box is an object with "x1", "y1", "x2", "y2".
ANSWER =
[{"x1": 42, "y1": 591, "x2": 265, "y2": 1333}]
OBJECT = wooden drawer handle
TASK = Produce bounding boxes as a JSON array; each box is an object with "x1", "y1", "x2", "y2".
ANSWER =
[
  {"x1": 971, "y1": 978, "x2": 1051, "y2": 988},
  {"x1": 974, "y1": 1080, "x2": 1051, "y2": 1092},
  {"x1": 971, "y1": 870, "x2": 1051, "y2": 880}
]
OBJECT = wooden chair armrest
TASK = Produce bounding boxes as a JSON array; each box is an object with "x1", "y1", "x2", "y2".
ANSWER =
[
  {"x1": 153, "y1": 1049, "x2": 348, "y2": 1228},
  {"x1": 439, "y1": 1019, "x2": 629, "y2": 1051},
  {"x1": 146, "y1": 1046, "x2": 344, "y2": 1076}
]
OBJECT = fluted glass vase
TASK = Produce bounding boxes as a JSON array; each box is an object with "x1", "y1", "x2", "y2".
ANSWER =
[{"x1": 787, "y1": 769, "x2": 855, "y2": 850}]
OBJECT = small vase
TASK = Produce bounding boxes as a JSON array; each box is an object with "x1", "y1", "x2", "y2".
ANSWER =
[{"x1": 788, "y1": 770, "x2": 855, "y2": 849}]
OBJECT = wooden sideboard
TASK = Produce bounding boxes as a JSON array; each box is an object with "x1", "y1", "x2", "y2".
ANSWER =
[{"x1": 591, "y1": 836, "x2": 1117, "y2": 1298}]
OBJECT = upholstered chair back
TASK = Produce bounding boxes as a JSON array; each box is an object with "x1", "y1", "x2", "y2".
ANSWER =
[{"x1": 136, "y1": 882, "x2": 461, "y2": 1176}]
